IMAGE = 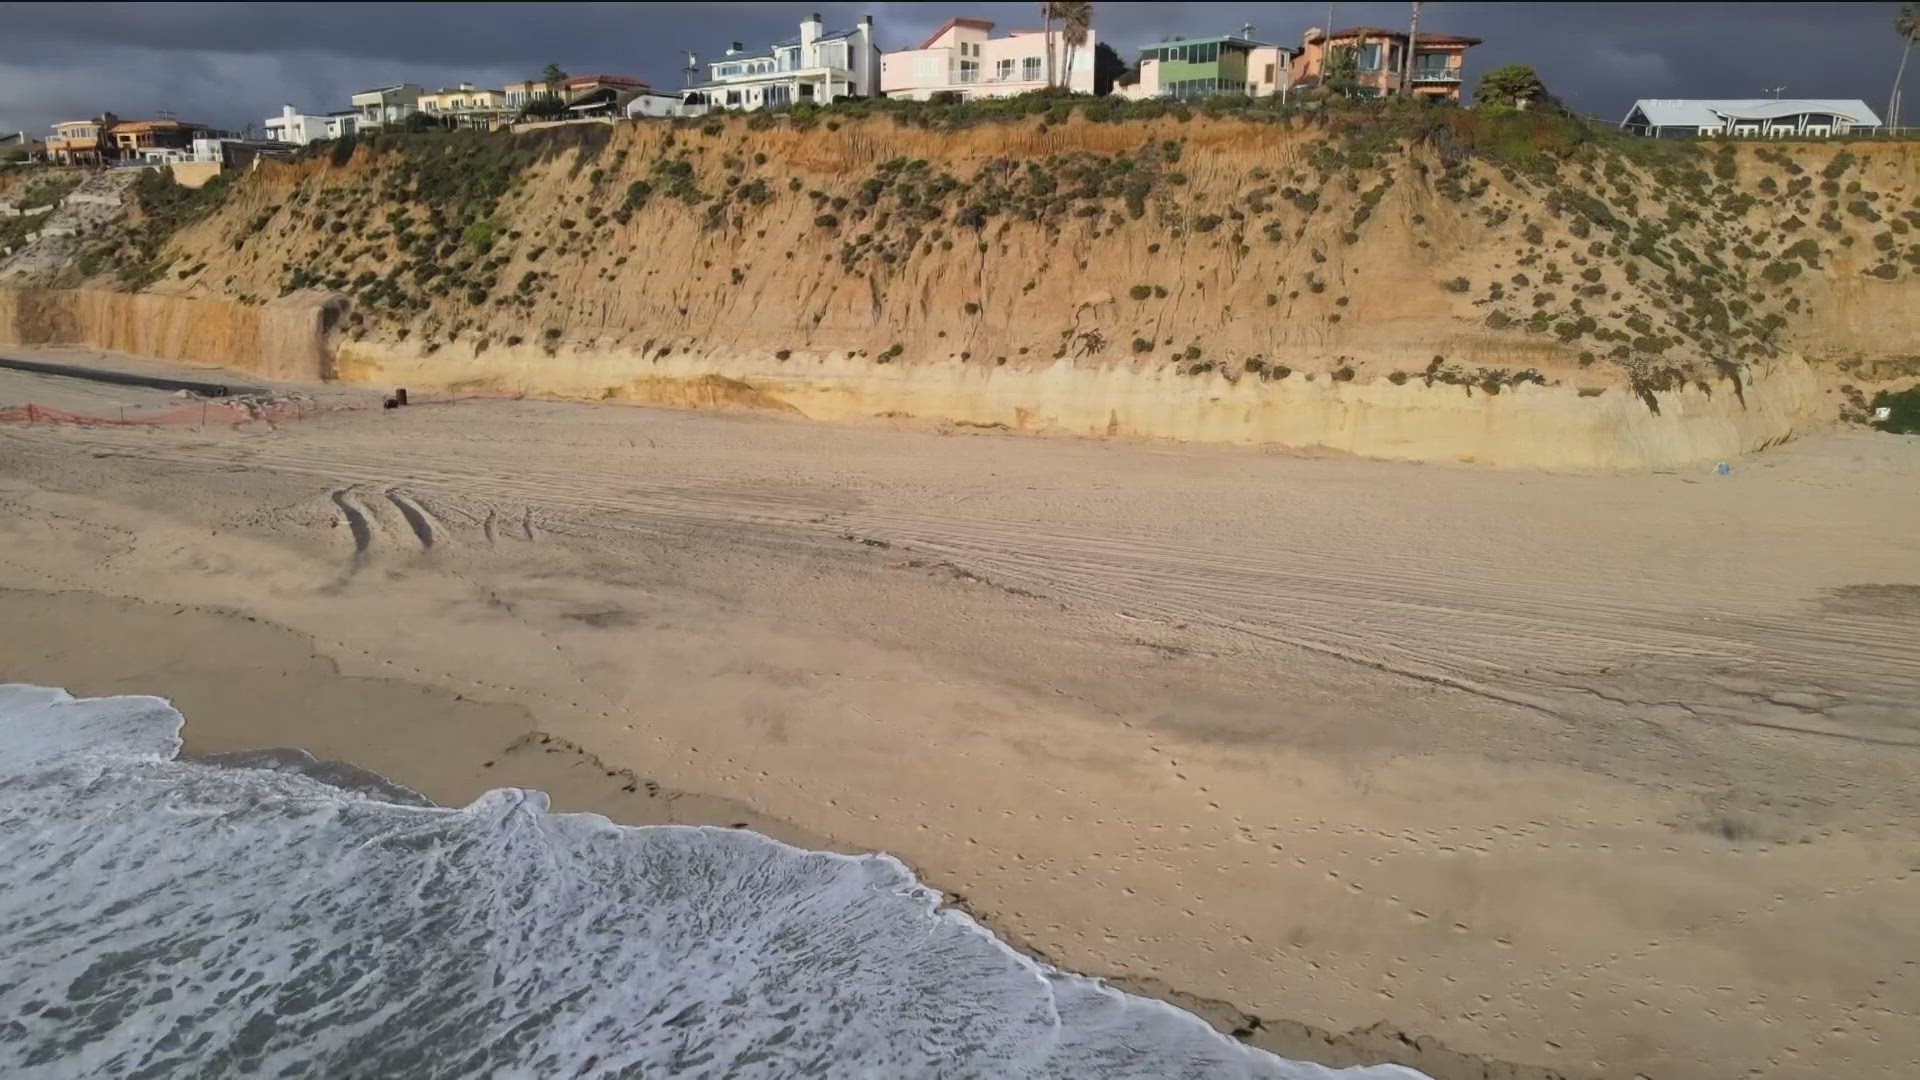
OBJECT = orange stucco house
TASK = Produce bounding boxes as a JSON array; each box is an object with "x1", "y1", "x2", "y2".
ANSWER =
[{"x1": 1290, "y1": 26, "x2": 1482, "y2": 102}]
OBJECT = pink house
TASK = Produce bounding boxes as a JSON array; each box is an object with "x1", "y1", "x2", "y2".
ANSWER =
[{"x1": 881, "y1": 16, "x2": 1096, "y2": 100}]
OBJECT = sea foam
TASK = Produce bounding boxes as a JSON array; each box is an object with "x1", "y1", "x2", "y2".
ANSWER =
[{"x1": 0, "y1": 685, "x2": 1426, "y2": 1078}]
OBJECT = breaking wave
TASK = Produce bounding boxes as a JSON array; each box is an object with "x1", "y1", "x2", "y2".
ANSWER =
[{"x1": 0, "y1": 685, "x2": 1423, "y2": 1078}]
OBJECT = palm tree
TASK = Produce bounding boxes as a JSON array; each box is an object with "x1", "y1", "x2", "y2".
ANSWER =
[
  {"x1": 1894, "y1": 3, "x2": 1920, "y2": 129},
  {"x1": 1055, "y1": 2, "x2": 1093, "y2": 93},
  {"x1": 1041, "y1": 3, "x2": 1056, "y2": 89}
]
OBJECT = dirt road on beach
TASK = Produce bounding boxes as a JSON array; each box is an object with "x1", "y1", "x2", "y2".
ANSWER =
[{"x1": 2, "y1": 352, "x2": 1917, "y2": 1079}]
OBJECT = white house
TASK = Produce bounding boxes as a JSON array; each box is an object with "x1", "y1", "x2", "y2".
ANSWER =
[
  {"x1": 264, "y1": 105, "x2": 357, "y2": 145},
  {"x1": 685, "y1": 12, "x2": 879, "y2": 113},
  {"x1": 625, "y1": 90, "x2": 689, "y2": 119},
  {"x1": 1621, "y1": 99, "x2": 1884, "y2": 139},
  {"x1": 349, "y1": 84, "x2": 425, "y2": 130},
  {"x1": 881, "y1": 17, "x2": 1096, "y2": 101}
]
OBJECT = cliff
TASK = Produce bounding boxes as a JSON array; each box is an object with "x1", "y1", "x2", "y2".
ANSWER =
[{"x1": 5, "y1": 104, "x2": 1917, "y2": 467}]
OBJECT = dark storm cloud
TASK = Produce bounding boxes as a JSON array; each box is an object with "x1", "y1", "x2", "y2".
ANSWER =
[{"x1": 0, "y1": 2, "x2": 1908, "y2": 137}]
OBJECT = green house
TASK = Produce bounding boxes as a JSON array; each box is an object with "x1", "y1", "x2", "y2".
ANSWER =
[{"x1": 1135, "y1": 35, "x2": 1279, "y2": 100}]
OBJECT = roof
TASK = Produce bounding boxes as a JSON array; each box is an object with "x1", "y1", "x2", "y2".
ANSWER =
[
  {"x1": 353, "y1": 83, "x2": 416, "y2": 95},
  {"x1": 113, "y1": 119, "x2": 209, "y2": 133},
  {"x1": 1143, "y1": 34, "x2": 1278, "y2": 51},
  {"x1": 1322, "y1": 27, "x2": 1483, "y2": 46},
  {"x1": 1625, "y1": 98, "x2": 1884, "y2": 128},
  {"x1": 917, "y1": 17, "x2": 994, "y2": 50},
  {"x1": 772, "y1": 26, "x2": 862, "y2": 48},
  {"x1": 564, "y1": 74, "x2": 649, "y2": 89}
]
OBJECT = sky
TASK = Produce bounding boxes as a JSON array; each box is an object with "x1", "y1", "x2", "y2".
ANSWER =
[{"x1": 0, "y1": 2, "x2": 1911, "y2": 138}]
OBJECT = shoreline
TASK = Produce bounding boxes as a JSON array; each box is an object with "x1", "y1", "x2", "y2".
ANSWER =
[{"x1": 0, "y1": 585, "x2": 1563, "y2": 1080}]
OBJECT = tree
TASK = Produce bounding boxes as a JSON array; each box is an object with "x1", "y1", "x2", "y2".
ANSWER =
[
  {"x1": 1040, "y1": 3, "x2": 1056, "y2": 88},
  {"x1": 1055, "y1": 1, "x2": 1092, "y2": 92},
  {"x1": 1093, "y1": 41, "x2": 1127, "y2": 96},
  {"x1": 1893, "y1": 3, "x2": 1919, "y2": 129},
  {"x1": 1322, "y1": 44, "x2": 1359, "y2": 97},
  {"x1": 1476, "y1": 64, "x2": 1547, "y2": 109},
  {"x1": 401, "y1": 111, "x2": 437, "y2": 133},
  {"x1": 542, "y1": 63, "x2": 569, "y2": 85}
]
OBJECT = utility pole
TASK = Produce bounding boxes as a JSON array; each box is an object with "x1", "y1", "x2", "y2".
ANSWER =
[
  {"x1": 1403, "y1": 1, "x2": 1422, "y2": 92},
  {"x1": 1322, "y1": 2, "x2": 1337, "y2": 82}
]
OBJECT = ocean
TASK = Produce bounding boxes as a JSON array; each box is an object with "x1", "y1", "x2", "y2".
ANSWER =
[{"x1": 0, "y1": 684, "x2": 1425, "y2": 1078}]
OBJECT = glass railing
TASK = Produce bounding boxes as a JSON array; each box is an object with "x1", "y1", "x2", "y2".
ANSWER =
[{"x1": 1410, "y1": 65, "x2": 1459, "y2": 82}]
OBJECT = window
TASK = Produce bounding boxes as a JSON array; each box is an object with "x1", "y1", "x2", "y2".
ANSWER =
[
  {"x1": 996, "y1": 58, "x2": 1015, "y2": 81},
  {"x1": 1359, "y1": 43, "x2": 1382, "y2": 72},
  {"x1": 958, "y1": 59, "x2": 979, "y2": 83},
  {"x1": 727, "y1": 90, "x2": 741, "y2": 106},
  {"x1": 1264, "y1": 63, "x2": 1276, "y2": 84},
  {"x1": 1023, "y1": 55, "x2": 1042, "y2": 82}
]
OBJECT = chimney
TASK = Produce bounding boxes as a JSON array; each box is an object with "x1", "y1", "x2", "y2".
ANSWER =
[
  {"x1": 283, "y1": 104, "x2": 297, "y2": 119},
  {"x1": 726, "y1": 42, "x2": 742, "y2": 57},
  {"x1": 800, "y1": 11, "x2": 822, "y2": 58}
]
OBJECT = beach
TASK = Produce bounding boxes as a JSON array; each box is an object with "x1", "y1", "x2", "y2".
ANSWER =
[{"x1": 2, "y1": 349, "x2": 1917, "y2": 1078}]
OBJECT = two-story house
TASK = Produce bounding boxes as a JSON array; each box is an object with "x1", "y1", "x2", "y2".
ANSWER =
[
  {"x1": 881, "y1": 17, "x2": 1096, "y2": 101},
  {"x1": 417, "y1": 84, "x2": 510, "y2": 131},
  {"x1": 684, "y1": 13, "x2": 879, "y2": 113},
  {"x1": 505, "y1": 79, "x2": 563, "y2": 113},
  {"x1": 110, "y1": 118, "x2": 213, "y2": 163},
  {"x1": 264, "y1": 105, "x2": 358, "y2": 145},
  {"x1": 1290, "y1": 26, "x2": 1482, "y2": 102},
  {"x1": 46, "y1": 115, "x2": 118, "y2": 165},
  {"x1": 1119, "y1": 32, "x2": 1295, "y2": 101},
  {"x1": 351, "y1": 84, "x2": 426, "y2": 129}
]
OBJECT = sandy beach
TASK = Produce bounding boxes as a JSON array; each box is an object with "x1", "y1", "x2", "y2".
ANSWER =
[{"x1": 2, "y1": 349, "x2": 1917, "y2": 1079}]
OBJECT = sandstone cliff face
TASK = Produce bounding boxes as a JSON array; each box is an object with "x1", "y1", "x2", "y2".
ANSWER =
[
  {"x1": 9, "y1": 113, "x2": 1919, "y2": 466},
  {"x1": 0, "y1": 288, "x2": 339, "y2": 381}
]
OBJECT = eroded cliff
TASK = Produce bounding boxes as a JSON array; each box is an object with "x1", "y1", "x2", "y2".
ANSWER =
[{"x1": 6, "y1": 105, "x2": 1918, "y2": 466}]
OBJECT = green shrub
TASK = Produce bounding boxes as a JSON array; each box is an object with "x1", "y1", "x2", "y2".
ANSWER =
[
  {"x1": 1870, "y1": 387, "x2": 1920, "y2": 433},
  {"x1": 1760, "y1": 261, "x2": 1801, "y2": 285},
  {"x1": 1129, "y1": 284, "x2": 1152, "y2": 300}
]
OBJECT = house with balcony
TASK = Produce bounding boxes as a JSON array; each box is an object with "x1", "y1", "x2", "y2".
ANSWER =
[
  {"x1": 264, "y1": 105, "x2": 357, "y2": 145},
  {"x1": 417, "y1": 84, "x2": 511, "y2": 131},
  {"x1": 1620, "y1": 99, "x2": 1883, "y2": 139},
  {"x1": 351, "y1": 84, "x2": 426, "y2": 129},
  {"x1": 505, "y1": 79, "x2": 563, "y2": 113},
  {"x1": 881, "y1": 17, "x2": 1095, "y2": 101},
  {"x1": 46, "y1": 115, "x2": 119, "y2": 165},
  {"x1": 1290, "y1": 26, "x2": 1481, "y2": 102},
  {"x1": 561, "y1": 75, "x2": 652, "y2": 117},
  {"x1": 110, "y1": 118, "x2": 214, "y2": 162},
  {"x1": 684, "y1": 12, "x2": 879, "y2": 113},
  {"x1": 1117, "y1": 32, "x2": 1295, "y2": 102}
]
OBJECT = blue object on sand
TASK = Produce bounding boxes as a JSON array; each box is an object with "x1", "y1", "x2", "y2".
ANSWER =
[{"x1": 1715, "y1": 462, "x2": 1731, "y2": 477}]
